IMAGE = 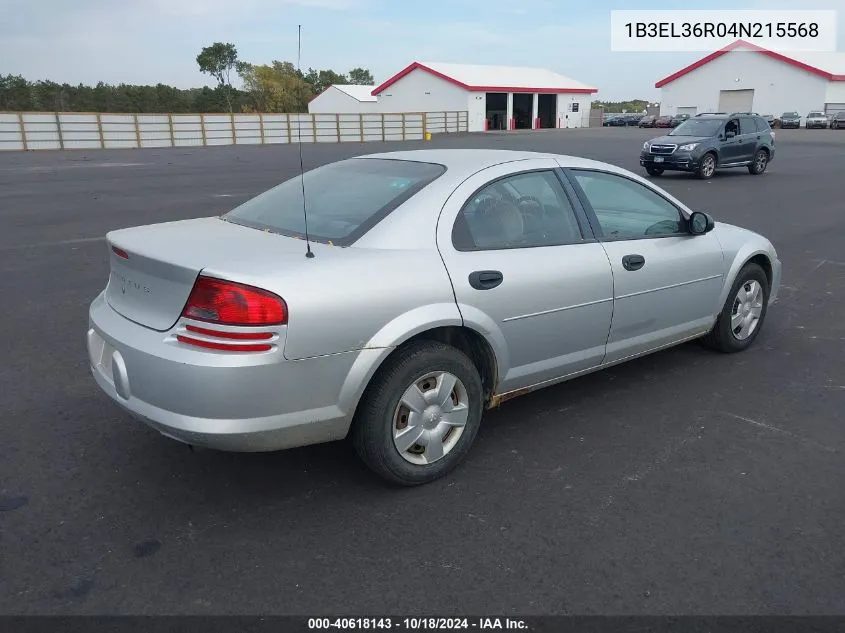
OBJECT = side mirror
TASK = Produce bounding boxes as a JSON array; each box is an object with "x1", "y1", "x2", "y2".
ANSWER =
[{"x1": 689, "y1": 211, "x2": 715, "y2": 235}]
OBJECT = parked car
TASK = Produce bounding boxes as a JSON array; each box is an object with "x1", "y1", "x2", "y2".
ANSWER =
[
  {"x1": 806, "y1": 111, "x2": 828, "y2": 128},
  {"x1": 625, "y1": 114, "x2": 644, "y2": 126},
  {"x1": 640, "y1": 112, "x2": 775, "y2": 179},
  {"x1": 780, "y1": 112, "x2": 801, "y2": 128},
  {"x1": 830, "y1": 111, "x2": 845, "y2": 129},
  {"x1": 654, "y1": 115, "x2": 673, "y2": 128},
  {"x1": 670, "y1": 113, "x2": 691, "y2": 127},
  {"x1": 603, "y1": 115, "x2": 625, "y2": 127},
  {"x1": 638, "y1": 115, "x2": 657, "y2": 128},
  {"x1": 86, "y1": 149, "x2": 782, "y2": 486}
]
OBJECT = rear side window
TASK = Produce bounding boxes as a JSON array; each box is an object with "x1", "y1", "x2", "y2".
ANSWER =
[
  {"x1": 753, "y1": 117, "x2": 770, "y2": 132},
  {"x1": 223, "y1": 158, "x2": 445, "y2": 245},
  {"x1": 739, "y1": 117, "x2": 757, "y2": 134},
  {"x1": 453, "y1": 170, "x2": 583, "y2": 250}
]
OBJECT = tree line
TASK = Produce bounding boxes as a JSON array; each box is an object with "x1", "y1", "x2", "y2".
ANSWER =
[
  {"x1": 591, "y1": 99, "x2": 653, "y2": 113},
  {"x1": 0, "y1": 41, "x2": 374, "y2": 114}
]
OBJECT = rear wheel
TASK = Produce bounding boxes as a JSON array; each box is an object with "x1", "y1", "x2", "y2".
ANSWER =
[
  {"x1": 702, "y1": 263, "x2": 769, "y2": 353},
  {"x1": 748, "y1": 149, "x2": 769, "y2": 175},
  {"x1": 695, "y1": 152, "x2": 717, "y2": 179},
  {"x1": 646, "y1": 166, "x2": 664, "y2": 176},
  {"x1": 351, "y1": 340, "x2": 484, "y2": 486}
]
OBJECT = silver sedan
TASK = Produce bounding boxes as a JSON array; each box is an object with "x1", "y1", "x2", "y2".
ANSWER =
[{"x1": 87, "y1": 149, "x2": 781, "y2": 485}]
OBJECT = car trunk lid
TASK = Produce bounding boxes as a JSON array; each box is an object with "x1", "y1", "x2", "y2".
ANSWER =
[{"x1": 105, "y1": 217, "x2": 315, "y2": 331}]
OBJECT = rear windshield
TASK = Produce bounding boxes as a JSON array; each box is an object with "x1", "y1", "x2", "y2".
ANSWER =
[
  {"x1": 669, "y1": 118, "x2": 723, "y2": 136},
  {"x1": 782, "y1": 112, "x2": 798, "y2": 117},
  {"x1": 223, "y1": 158, "x2": 446, "y2": 245}
]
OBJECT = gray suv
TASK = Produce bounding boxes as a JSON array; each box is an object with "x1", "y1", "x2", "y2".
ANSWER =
[{"x1": 640, "y1": 113, "x2": 776, "y2": 179}]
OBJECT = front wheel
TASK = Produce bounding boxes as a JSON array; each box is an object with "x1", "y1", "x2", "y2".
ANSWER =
[
  {"x1": 695, "y1": 152, "x2": 717, "y2": 179},
  {"x1": 748, "y1": 149, "x2": 769, "y2": 175},
  {"x1": 646, "y1": 166, "x2": 664, "y2": 176},
  {"x1": 701, "y1": 263, "x2": 769, "y2": 353},
  {"x1": 351, "y1": 340, "x2": 484, "y2": 486}
]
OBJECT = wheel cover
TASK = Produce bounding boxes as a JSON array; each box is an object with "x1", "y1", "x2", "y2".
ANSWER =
[
  {"x1": 755, "y1": 151, "x2": 767, "y2": 172},
  {"x1": 392, "y1": 371, "x2": 470, "y2": 465},
  {"x1": 730, "y1": 280, "x2": 764, "y2": 341},
  {"x1": 702, "y1": 156, "x2": 715, "y2": 177}
]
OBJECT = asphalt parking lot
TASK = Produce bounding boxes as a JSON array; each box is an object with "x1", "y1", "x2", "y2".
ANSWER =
[{"x1": 1, "y1": 127, "x2": 844, "y2": 616}]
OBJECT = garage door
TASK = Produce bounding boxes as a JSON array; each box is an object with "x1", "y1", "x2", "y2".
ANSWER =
[
  {"x1": 825, "y1": 102, "x2": 845, "y2": 114},
  {"x1": 718, "y1": 89, "x2": 754, "y2": 113}
]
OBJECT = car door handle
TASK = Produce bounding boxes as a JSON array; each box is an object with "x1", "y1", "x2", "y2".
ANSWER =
[
  {"x1": 622, "y1": 254, "x2": 645, "y2": 271},
  {"x1": 468, "y1": 270, "x2": 503, "y2": 290}
]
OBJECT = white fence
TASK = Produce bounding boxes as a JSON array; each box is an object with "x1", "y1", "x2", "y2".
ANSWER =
[{"x1": 0, "y1": 111, "x2": 469, "y2": 151}]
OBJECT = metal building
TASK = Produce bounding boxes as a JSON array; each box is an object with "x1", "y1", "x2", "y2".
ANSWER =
[
  {"x1": 308, "y1": 84, "x2": 379, "y2": 114},
  {"x1": 656, "y1": 40, "x2": 845, "y2": 119},
  {"x1": 370, "y1": 62, "x2": 598, "y2": 132}
]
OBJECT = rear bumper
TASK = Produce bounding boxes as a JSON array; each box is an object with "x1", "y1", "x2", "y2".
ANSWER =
[
  {"x1": 806, "y1": 122, "x2": 828, "y2": 128},
  {"x1": 87, "y1": 292, "x2": 363, "y2": 451}
]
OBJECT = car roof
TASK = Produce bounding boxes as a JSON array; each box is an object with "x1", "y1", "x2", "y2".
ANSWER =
[{"x1": 356, "y1": 149, "x2": 614, "y2": 173}]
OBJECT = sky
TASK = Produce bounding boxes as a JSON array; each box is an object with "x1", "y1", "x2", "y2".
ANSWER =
[{"x1": 1, "y1": 0, "x2": 843, "y2": 101}]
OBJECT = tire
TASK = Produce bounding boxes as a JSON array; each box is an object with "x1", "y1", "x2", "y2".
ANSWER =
[
  {"x1": 646, "y1": 166, "x2": 664, "y2": 176},
  {"x1": 701, "y1": 263, "x2": 769, "y2": 353},
  {"x1": 747, "y1": 148, "x2": 769, "y2": 175},
  {"x1": 695, "y1": 152, "x2": 717, "y2": 179},
  {"x1": 351, "y1": 340, "x2": 484, "y2": 486}
]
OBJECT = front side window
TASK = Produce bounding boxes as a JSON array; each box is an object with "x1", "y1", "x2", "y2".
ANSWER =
[
  {"x1": 569, "y1": 170, "x2": 685, "y2": 239},
  {"x1": 724, "y1": 118, "x2": 740, "y2": 136},
  {"x1": 452, "y1": 171, "x2": 583, "y2": 250},
  {"x1": 224, "y1": 158, "x2": 445, "y2": 245}
]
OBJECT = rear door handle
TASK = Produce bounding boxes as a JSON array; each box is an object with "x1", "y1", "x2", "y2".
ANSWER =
[
  {"x1": 622, "y1": 254, "x2": 645, "y2": 271},
  {"x1": 468, "y1": 270, "x2": 503, "y2": 290}
]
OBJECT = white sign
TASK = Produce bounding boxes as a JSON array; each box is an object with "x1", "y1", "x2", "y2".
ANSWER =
[{"x1": 610, "y1": 10, "x2": 837, "y2": 52}]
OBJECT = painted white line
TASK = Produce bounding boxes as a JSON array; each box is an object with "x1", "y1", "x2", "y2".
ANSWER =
[
  {"x1": 721, "y1": 412, "x2": 836, "y2": 453},
  {"x1": 0, "y1": 163, "x2": 149, "y2": 173},
  {"x1": 0, "y1": 236, "x2": 105, "y2": 251}
]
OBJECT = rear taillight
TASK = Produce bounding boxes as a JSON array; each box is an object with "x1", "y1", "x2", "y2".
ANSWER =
[{"x1": 180, "y1": 276, "x2": 287, "y2": 326}]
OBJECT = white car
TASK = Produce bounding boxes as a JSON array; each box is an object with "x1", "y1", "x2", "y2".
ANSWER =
[
  {"x1": 806, "y1": 111, "x2": 828, "y2": 129},
  {"x1": 87, "y1": 149, "x2": 782, "y2": 485}
]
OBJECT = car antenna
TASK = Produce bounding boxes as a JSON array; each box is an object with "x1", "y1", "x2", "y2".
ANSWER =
[{"x1": 296, "y1": 24, "x2": 315, "y2": 259}]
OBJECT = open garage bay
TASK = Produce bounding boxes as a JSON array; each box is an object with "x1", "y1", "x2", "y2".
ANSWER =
[{"x1": 1, "y1": 128, "x2": 843, "y2": 615}]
